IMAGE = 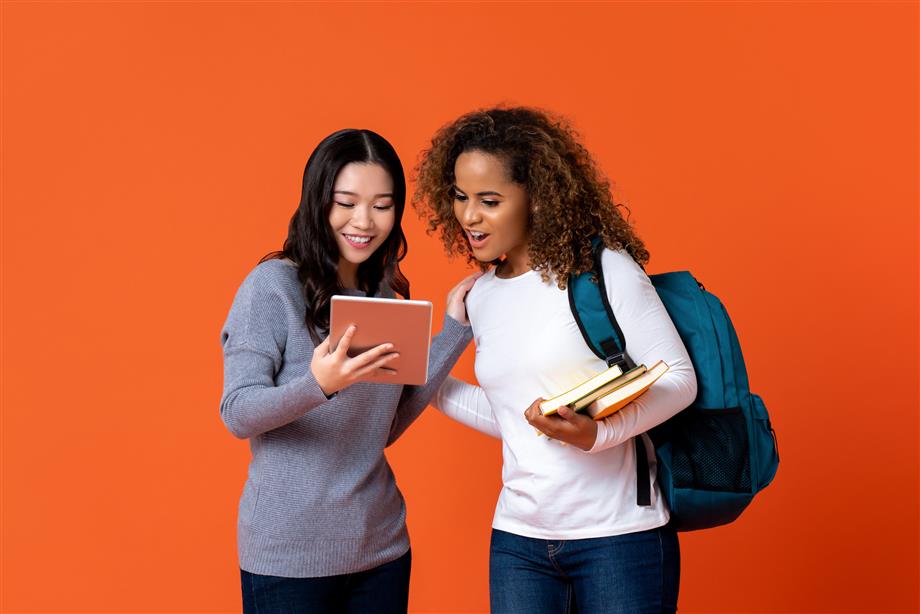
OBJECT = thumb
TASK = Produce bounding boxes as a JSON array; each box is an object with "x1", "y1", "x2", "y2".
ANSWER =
[{"x1": 556, "y1": 406, "x2": 577, "y2": 422}]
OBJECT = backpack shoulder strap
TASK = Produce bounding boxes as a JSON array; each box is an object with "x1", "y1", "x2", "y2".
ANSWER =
[
  {"x1": 567, "y1": 237, "x2": 636, "y2": 371},
  {"x1": 567, "y1": 237, "x2": 651, "y2": 507}
]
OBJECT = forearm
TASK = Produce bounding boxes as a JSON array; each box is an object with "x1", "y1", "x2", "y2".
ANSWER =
[
  {"x1": 433, "y1": 375, "x2": 502, "y2": 438},
  {"x1": 586, "y1": 358, "x2": 697, "y2": 452},
  {"x1": 585, "y1": 249, "x2": 699, "y2": 453},
  {"x1": 220, "y1": 345, "x2": 330, "y2": 439}
]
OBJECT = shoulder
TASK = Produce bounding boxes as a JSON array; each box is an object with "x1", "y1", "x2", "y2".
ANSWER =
[
  {"x1": 222, "y1": 259, "x2": 301, "y2": 349},
  {"x1": 465, "y1": 267, "x2": 497, "y2": 304},
  {"x1": 226, "y1": 259, "x2": 303, "y2": 324},
  {"x1": 244, "y1": 258, "x2": 298, "y2": 289},
  {"x1": 236, "y1": 258, "x2": 301, "y2": 304},
  {"x1": 599, "y1": 248, "x2": 644, "y2": 276},
  {"x1": 598, "y1": 248, "x2": 657, "y2": 307}
]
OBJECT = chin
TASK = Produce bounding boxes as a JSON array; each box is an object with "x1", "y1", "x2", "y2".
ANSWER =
[
  {"x1": 469, "y1": 246, "x2": 496, "y2": 263},
  {"x1": 345, "y1": 252, "x2": 375, "y2": 265}
]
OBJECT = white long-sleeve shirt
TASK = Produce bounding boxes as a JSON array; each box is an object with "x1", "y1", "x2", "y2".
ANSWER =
[{"x1": 434, "y1": 249, "x2": 697, "y2": 540}]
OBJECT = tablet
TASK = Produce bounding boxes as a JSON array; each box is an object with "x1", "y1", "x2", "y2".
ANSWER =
[{"x1": 329, "y1": 295, "x2": 433, "y2": 386}]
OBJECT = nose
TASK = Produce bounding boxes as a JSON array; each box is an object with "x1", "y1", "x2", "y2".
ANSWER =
[
  {"x1": 350, "y1": 205, "x2": 373, "y2": 230},
  {"x1": 459, "y1": 200, "x2": 481, "y2": 227}
]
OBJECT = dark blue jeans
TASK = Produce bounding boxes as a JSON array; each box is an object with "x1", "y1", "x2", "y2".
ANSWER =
[
  {"x1": 490, "y1": 527, "x2": 679, "y2": 614},
  {"x1": 240, "y1": 549, "x2": 411, "y2": 614}
]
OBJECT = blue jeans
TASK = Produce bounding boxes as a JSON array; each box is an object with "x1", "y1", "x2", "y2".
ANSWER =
[
  {"x1": 240, "y1": 549, "x2": 411, "y2": 614},
  {"x1": 489, "y1": 527, "x2": 679, "y2": 614}
]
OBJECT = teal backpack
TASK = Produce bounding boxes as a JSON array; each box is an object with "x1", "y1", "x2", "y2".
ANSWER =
[{"x1": 568, "y1": 239, "x2": 779, "y2": 531}]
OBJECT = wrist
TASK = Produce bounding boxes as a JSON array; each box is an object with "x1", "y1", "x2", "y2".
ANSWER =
[
  {"x1": 579, "y1": 427, "x2": 597, "y2": 451},
  {"x1": 311, "y1": 366, "x2": 337, "y2": 398},
  {"x1": 580, "y1": 419, "x2": 604, "y2": 453},
  {"x1": 445, "y1": 308, "x2": 469, "y2": 326}
]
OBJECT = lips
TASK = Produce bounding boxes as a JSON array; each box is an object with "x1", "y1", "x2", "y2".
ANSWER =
[
  {"x1": 343, "y1": 234, "x2": 374, "y2": 249},
  {"x1": 466, "y1": 229, "x2": 490, "y2": 249}
]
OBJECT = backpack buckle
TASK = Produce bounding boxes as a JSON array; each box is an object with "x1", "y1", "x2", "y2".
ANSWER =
[{"x1": 604, "y1": 349, "x2": 637, "y2": 372}]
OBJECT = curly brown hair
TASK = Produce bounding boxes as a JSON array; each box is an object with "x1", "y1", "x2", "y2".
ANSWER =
[{"x1": 412, "y1": 106, "x2": 649, "y2": 289}]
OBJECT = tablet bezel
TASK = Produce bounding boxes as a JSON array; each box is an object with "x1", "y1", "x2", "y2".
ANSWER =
[{"x1": 329, "y1": 295, "x2": 434, "y2": 386}]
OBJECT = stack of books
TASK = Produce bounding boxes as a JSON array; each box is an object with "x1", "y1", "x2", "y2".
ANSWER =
[{"x1": 539, "y1": 360, "x2": 670, "y2": 420}]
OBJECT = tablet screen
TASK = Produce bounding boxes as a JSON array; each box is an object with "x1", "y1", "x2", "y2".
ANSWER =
[{"x1": 329, "y1": 296, "x2": 433, "y2": 386}]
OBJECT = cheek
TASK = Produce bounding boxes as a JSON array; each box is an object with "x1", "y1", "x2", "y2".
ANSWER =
[
  {"x1": 516, "y1": 207, "x2": 531, "y2": 236},
  {"x1": 328, "y1": 208, "x2": 348, "y2": 230},
  {"x1": 377, "y1": 211, "x2": 396, "y2": 238},
  {"x1": 491, "y1": 206, "x2": 528, "y2": 238},
  {"x1": 511, "y1": 199, "x2": 532, "y2": 236}
]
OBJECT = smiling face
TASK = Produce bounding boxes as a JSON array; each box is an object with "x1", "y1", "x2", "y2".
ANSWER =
[
  {"x1": 328, "y1": 162, "x2": 396, "y2": 286},
  {"x1": 452, "y1": 150, "x2": 531, "y2": 272}
]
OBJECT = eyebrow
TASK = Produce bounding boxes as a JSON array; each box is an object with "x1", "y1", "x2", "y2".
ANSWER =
[
  {"x1": 334, "y1": 190, "x2": 394, "y2": 199},
  {"x1": 453, "y1": 186, "x2": 504, "y2": 197}
]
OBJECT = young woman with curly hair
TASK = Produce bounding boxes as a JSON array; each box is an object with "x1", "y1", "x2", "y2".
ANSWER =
[
  {"x1": 219, "y1": 129, "x2": 479, "y2": 614},
  {"x1": 413, "y1": 107, "x2": 698, "y2": 613}
]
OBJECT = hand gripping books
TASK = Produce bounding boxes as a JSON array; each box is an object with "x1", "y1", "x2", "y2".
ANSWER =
[{"x1": 539, "y1": 362, "x2": 669, "y2": 420}]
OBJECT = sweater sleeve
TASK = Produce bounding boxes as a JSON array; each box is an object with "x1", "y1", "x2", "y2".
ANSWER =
[
  {"x1": 585, "y1": 250, "x2": 698, "y2": 454},
  {"x1": 219, "y1": 266, "x2": 330, "y2": 439},
  {"x1": 432, "y1": 376, "x2": 502, "y2": 439},
  {"x1": 385, "y1": 314, "x2": 473, "y2": 446}
]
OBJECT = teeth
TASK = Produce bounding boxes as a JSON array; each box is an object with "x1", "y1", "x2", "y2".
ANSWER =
[
  {"x1": 345, "y1": 235, "x2": 371, "y2": 244},
  {"x1": 470, "y1": 231, "x2": 486, "y2": 241}
]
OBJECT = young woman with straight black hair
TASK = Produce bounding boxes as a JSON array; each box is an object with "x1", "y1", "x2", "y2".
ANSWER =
[{"x1": 219, "y1": 128, "x2": 479, "y2": 614}]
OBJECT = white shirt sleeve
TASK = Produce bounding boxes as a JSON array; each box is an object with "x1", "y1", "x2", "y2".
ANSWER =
[
  {"x1": 433, "y1": 376, "x2": 502, "y2": 439},
  {"x1": 585, "y1": 250, "x2": 698, "y2": 453}
]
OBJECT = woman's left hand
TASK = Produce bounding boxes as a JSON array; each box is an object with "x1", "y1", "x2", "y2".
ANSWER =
[
  {"x1": 445, "y1": 271, "x2": 484, "y2": 326},
  {"x1": 524, "y1": 399, "x2": 598, "y2": 451}
]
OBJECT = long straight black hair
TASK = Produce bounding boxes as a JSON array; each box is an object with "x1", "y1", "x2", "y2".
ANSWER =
[{"x1": 262, "y1": 129, "x2": 410, "y2": 342}]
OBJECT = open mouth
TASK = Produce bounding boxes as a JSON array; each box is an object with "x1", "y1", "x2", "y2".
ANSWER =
[
  {"x1": 343, "y1": 234, "x2": 374, "y2": 248},
  {"x1": 466, "y1": 229, "x2": 490, "y2": 247}
]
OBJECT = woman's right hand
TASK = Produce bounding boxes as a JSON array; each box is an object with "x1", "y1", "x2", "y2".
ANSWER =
[
  {"x1": 311, "y1": 325, "x2": 399, "y2": 396},
  {"x1": 445, "y1": 271, "x2": 484, "y2": 326}
]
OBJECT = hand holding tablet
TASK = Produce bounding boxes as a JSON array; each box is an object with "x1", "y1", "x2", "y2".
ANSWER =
[{"x1": 310, "y1": 324, "x2": 402, "y2": 396}]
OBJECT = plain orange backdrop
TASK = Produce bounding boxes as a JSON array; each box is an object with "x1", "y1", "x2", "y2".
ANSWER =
[{"x1": 2, "y1": 1, "x2": 917, "y2": 613}]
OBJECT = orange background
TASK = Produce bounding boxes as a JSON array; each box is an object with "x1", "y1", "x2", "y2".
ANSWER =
[{"x1": 2, "y1": 2, "x2": 917, "y2": 613}]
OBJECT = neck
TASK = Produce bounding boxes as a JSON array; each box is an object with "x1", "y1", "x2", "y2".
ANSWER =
[
  {"x1": 338, "y1": 259, "x2": 358, "y2": 289},
  {"x1": 497, "y1": 243, "x2": 531, "y2": 278}
]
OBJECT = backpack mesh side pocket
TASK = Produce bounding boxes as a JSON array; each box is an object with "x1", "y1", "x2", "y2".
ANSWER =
[{"x1": 669, "y1": 407, "x2": 752, "y2": 493}]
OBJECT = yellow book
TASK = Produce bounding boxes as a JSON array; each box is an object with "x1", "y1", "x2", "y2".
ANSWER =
[
  {"x1": 539, "y1": 363, "x2": 623, "y2": 415},
  {"x1": 583, "y1": 360, "x2": 670, "y2": 420},
  {"x1": 570, "y1": 364, "x2": 648, "y2": 411}
]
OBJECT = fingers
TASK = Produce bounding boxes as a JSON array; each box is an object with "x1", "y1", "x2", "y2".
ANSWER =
[
  {"x1": 523, "y1": 398, "x2": 544, "y2": 421},
  {"x1": 557, "y1": 407, "x2": 593, "y2": 426},
  {"x1": 315, "y1": 335, "x2": 331, "y2": 357},
  {"x1": 529, "y1": 415, "x2": 559, "y2": 438},
  {"x1": 525, "y1": 399, "x2": 589, "y2": 439},
  {"x1": 353, "y1": 352, "x2": 400, "y2": 378},
  {"x1": 334, "y1": 325, "x2": 357, "y2": 357},
  {"x1": 460, "y1": 271, "x2": 484, "y2": 290},
  {"x1": 448, "y1": 271, "x2": 484, "y2": 301},
  {"x1": 350, "y1": 342, "x2": 397, "y2": 369},
  {"x1": 524, "y1": 398, "x2": 553, "y2": 434}
]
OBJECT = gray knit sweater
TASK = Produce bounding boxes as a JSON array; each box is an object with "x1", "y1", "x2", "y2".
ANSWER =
[{"x1": 219, "y1": 259, "x2": 472, "y2": 578}]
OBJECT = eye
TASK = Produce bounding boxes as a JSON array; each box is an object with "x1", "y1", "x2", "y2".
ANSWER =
[
  {"x1": 335, "y1": 201, "x2": 356, "y2": 208},
  {"x1": 454, "y1": 193, "x2": 468, "y2": 202},
  {"x1": 482, "y1": 200, "x2": 500, "y2": 207},
  {"x1": 373, "y1": 204, "x2": 394, "y2": 211}
]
